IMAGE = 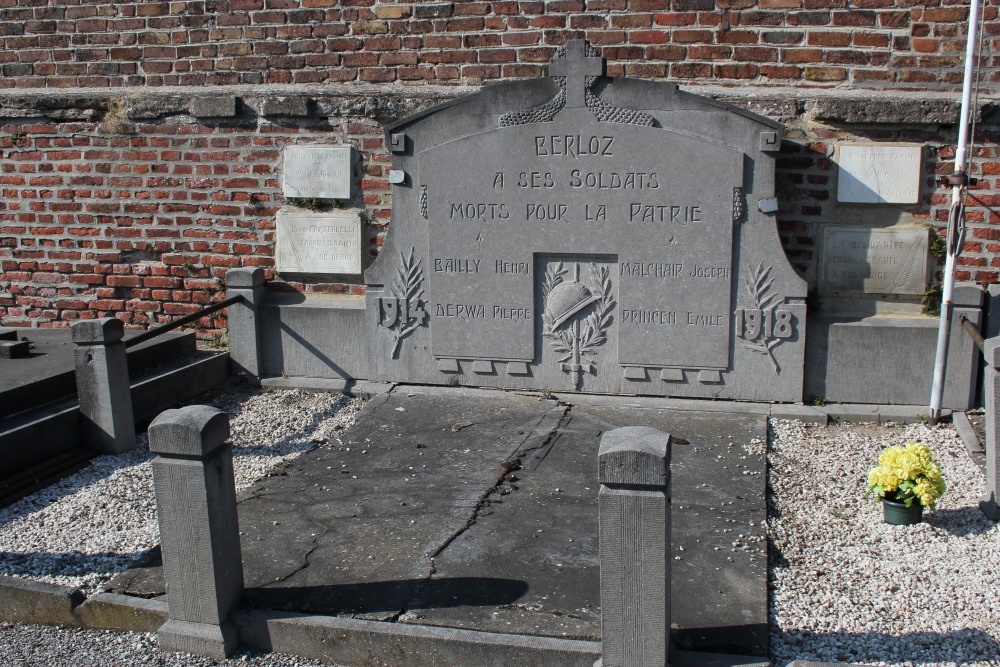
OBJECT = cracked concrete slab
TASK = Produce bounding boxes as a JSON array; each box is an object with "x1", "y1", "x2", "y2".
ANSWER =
[
  {"x1": 413, "y1": 401, "x2": 768, "y2": 656},
  {"x1": 108, "y1": 385, "x2": 767, "y2": 656}
]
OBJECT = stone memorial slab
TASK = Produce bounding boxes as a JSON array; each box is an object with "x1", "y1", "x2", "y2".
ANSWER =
[
  {"x1": 282, "y1": 145, "x2": 353, "y2": 199},
  {"x1": 363, "y1": 40, "x2": 808, "y2": 402},
  {"x1": 276, "y1": 209, "x2": 362, "y2": 274},
  {"x1": 836, "y1": 143, "x2": 922, "y2": 204},
  {"x1": 821, "y1": 226, "x2": 928, "y2": 295}
]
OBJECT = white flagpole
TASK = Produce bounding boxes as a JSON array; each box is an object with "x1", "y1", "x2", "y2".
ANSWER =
[{"x1": 929, "y1": 0, "x2": 981, "y2": 424}]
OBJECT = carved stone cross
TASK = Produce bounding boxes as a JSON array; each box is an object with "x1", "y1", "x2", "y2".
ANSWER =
[{"x1": 549, "y1": 39, "x2": 604, "y2": 107}]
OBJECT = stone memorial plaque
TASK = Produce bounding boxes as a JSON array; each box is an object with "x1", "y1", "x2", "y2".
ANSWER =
[
  {"x1": 821, "y1": 226, "x2": 928, "y2": 295},
  {"x1": 363, "y1": 40, "x2": 808, "y2": 402},
  {"x1": 836, "y1": 143, "x2": 922, "y2": 204},
  {"x1": 282, "y1": 145, "x2": 353, "y2": 199},
  {"x1": 276, "y1": 209, "x2": 362, "y2": 274},
  {"x1": 420, "y1": 116, "x2": 740, "y2": 369}
]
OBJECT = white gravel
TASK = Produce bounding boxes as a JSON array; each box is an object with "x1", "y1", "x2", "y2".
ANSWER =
[
  {"x1": 0, "y1": 622, "x2": 342, "y2": 667},
  {"x1": 0, "y1": 388, "x2": 364, "y2": 594},
  {"x1": 769, "y1": 419, "x2": 1000, "y2": 667}
]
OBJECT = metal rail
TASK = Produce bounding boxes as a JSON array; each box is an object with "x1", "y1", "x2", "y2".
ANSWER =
[
  {"x1": 124, "y1": 295, "x2": 243, "y2": 349},
  {"x1": 959, "y1": 314, "x2": 985, "y2": 355}
]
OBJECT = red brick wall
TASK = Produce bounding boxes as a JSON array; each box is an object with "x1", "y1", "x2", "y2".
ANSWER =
[
  {"x1": 3, "y1": 93, "x2": 997, "y2": 332},
  {"x1": 0, "y1": 107, "x2": 393, "y2": 331},
  {"x1": 0, "y1": 1, "x2": 996, "y2": 92},
  {"x1": 1, "y1": 1, "x2": 998, "y2": 333},
  {"x1": 777, "y1": 125, "x2": 1000, "y2": 287}
]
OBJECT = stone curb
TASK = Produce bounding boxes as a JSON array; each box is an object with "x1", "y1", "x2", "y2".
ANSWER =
[
  {"x1": 952, "y1": 411, "x2": 984, "y2": 455},
  {"x1": 0, "y1": 575, "x2": 167, "y2": 633},
  {"x1": 259, "y1": 376, "x2": 394, "y2": 400},
  {"x1": 0, "y1": 575, "x2": 769, "y2": 667},
  {"x1": 258, "y1": 379, "x2": 948, "y2": 426},
  {"x1": 0, "y1": 576, "x2": 82, "y2": 627},
  {"x1": 235, "y1": 609, "x2": 600, "y2": 667},
  {"x1": 76, "y1": 592, "x2": 168, "y2": 633}
]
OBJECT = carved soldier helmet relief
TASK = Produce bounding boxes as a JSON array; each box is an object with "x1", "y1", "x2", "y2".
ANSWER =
[{"x1": 546, "y1": 280, "x2": 600, "y2": 331}]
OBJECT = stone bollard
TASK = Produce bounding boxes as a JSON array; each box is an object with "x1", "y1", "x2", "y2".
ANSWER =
[
  {"x1": 72, "y1": 318, "x2": 135, "y2": 454},
  {"x1": 149, "y1": 405, "x2": 244, "y2": 658},
  {"x1": 981, "y1": 337, "x2": 1000, "y2": 521},
  {"x1": 597, "y1": 426, "x2": 672, "y2": 667},
  {"x1": 225, "y1": 267, "x2": 265, "y2": 380}
]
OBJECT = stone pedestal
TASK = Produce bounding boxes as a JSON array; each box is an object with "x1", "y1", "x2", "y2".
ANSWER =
[
  {"x1": 597, "y1": 426, "x2": 672, "y2": 667},
  {"x1": 981, "y1": 338, "x2": 1000, "y2": 521},
  {"x1": 72, "y1": 318, "x2": 135, "y2": 454},
  {"x1": 225, "y1": 267, "x2": 265, "y2": 380},
  {"x1": 149, "y1": 405, "x2": 244, "y2": 658}
]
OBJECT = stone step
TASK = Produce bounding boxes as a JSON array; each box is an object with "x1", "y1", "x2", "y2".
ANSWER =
[
  {"x1": 0, "y1": 350, "x2": 230, "y2": 500},
  {"x1": 0, "y1": 330, "x2": 197, "y2": 421}
]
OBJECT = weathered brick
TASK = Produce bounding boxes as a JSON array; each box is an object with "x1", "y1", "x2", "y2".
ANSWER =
[
  {"x1": 413, "y1": 3, "x2": 454, "y2": 19},
  {"x1": 671, "y1": 29, "x2": 713, "y2": 42},
  {"x1": 653, "y1": 11, "x2": 695, "y2": 26},
  {"x1": 354, "y1": 20, "x2": 389, "y2": 34},
  {"x1": 629, "y1": 29, "x2": 670, "y2": 44},
  {"x1": 373, "y1": 5, "x2": 411, "y2": 19},
  {"x1": 670, "y1": 62, "x2": 712, "y2": 77},
  {"x1": 803, "y1": 65, "x2": 846, "y2": 81}
]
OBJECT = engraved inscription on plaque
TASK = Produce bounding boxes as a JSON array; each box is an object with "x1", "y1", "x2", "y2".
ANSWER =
[
  {"x1": 821, "y1": 227, "x2": 929, "y2": 295},
  {"x1": 276, "y1": 209, "x2": 362, "y2": 274},
  {"x1": 282, "y1": 145, "x2": 353, "y2": 199},
  {"x1": 836, "y1": 143, "x2": 922, "y2": 204},
  {"x1": 420, "y1": 116, "x2": 741, "y2": 370}
]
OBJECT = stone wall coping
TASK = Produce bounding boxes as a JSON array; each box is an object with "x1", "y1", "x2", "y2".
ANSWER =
[{"x1": 0, "y1": 83, "x2": 989, "y2": 125}]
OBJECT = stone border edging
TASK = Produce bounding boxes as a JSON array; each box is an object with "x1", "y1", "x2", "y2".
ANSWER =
[
  {"x1": 0, "y1": 575, "x2": 769, "y2": 667},
  {"x1": 0, "y1": 575, "x2": 167, "y2": 632}
]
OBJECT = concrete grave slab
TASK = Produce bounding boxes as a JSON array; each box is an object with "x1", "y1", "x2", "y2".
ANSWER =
[{"x1": 107, "y1": 386, "x2": 768, "y2": 657}]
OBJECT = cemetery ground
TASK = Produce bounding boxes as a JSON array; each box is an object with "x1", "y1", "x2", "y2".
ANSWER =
[{"x1": 0, "y1": 384, "x2": 998, "y2": 667}]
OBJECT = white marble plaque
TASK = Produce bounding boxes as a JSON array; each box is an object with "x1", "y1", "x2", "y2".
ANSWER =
[
  {"x1": 282, "y1": 145, "x2": 353, "y2": 199},
  {"x1": 821, "y1": 226, "x2": 928, "y2": 295},
  {"x1": 277, "y1": 210, "x2": 362, "y2": 274},
  {"x1": 836, "y1": 143, "x2": 922, "y2": 204}
]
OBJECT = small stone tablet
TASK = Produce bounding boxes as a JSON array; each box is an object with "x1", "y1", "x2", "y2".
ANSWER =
[
  {"x1": 821, "y1": 226, "x2": 928, "y2": 295},
  {"x1": 837, "y1": 143, "x2": 922, "y2": 204},
  {"x1": 282, "y1": 145, "x2": 353, "y2": 199},
  {"x1": 277, "y1": 209, "x2": 363, "y2": 275}
]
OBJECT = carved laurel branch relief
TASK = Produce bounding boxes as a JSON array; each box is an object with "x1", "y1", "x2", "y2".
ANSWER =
[
  {"x1": 734, "y1": 261, "x2": 795, "y2": 374},
  {"x1": 377, "y1": 247, "x2": 428, "y2": 359},
  {"x1": 881, "y1": 237, "x2": 922, "y2": 295}
]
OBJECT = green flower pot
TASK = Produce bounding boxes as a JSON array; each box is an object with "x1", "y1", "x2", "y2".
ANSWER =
[{"x1": 882, "y1": 494, "x2": 924, "y2": 525}]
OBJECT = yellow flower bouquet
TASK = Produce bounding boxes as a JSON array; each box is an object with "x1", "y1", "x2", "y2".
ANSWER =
[{"x1": 867, "y1": 441, "x2": 946, "y2": 509}]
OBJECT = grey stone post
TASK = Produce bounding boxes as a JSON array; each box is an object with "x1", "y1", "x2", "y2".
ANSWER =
[
  {"x1": 150, "y1": 405, "x2": 244, "y2": 658},
  {"x1": 597, "y1": 426, "x2": 671, "y2": 667},
  {"x1": 225, "y1": 267, "x2": 265, "y2": 380},
  {"x1": 981, "y1": 337, "x2": 1000, "y2": 521},
  {"x1": 72, "y1": 318, "x2": 135, "y2": 454}
]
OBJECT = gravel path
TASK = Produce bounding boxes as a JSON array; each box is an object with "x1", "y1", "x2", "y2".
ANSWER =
[
  {"x1": 0, "y1": 622, "x2": 341, "y2": 667},
  {"x1": 2, "y1": 390, "x2": 997, "y2": 666},
  {"x1": 769, "y1": 419, "x2": 1000, "y2": 667}
]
